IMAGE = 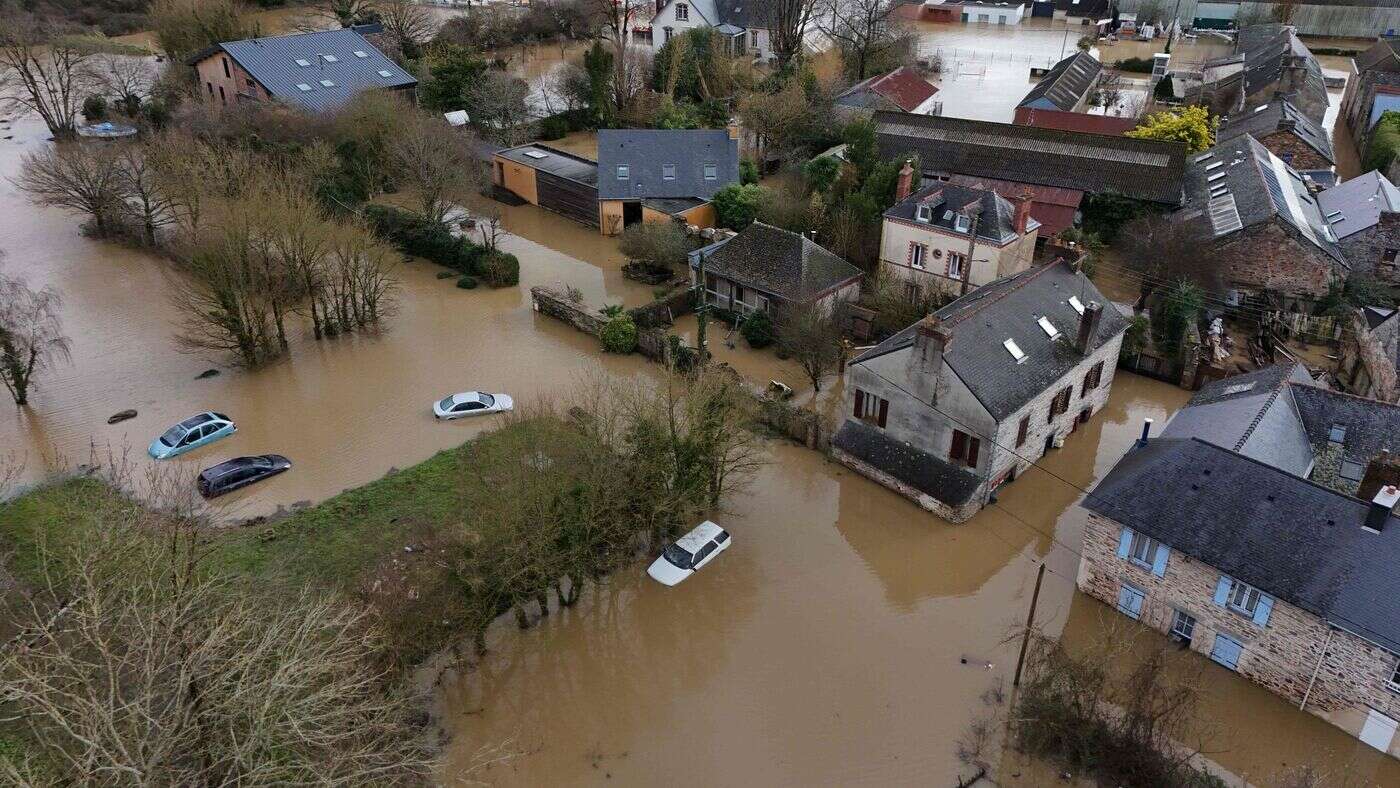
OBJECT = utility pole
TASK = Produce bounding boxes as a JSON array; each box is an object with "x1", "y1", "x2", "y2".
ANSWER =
[
  {"x1": 959, "y1": 214, "x2": 979, "y2": 297},
  {"x1": 1165, "y1": 0, "x2": 1184, "y2": 53},
  {"x1": 1012, "y1": 563, "x2": 1047, "y2": 687},
  {"x1": 695, "y1": 249, "x2": 709, "y2": 367}
]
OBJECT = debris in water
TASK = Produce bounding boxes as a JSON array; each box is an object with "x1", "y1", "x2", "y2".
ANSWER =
[
  {"x1": 196, "y1": 368, "x2": 220, "y2": 379},
  {"x1": 107, "y1": 409, "x2": 137, "y2": 424}
]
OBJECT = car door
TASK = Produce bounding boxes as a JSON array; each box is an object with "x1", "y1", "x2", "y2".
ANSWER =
[
  {"x1": 691, "y1": 540, "x2": 717, "y2": 569},
  {"x1": 713, "y1": 530, "x2": 731, "y2": 555},
  {"x1": 179, "y1": 426, "x2": 207, "y2": 452}
]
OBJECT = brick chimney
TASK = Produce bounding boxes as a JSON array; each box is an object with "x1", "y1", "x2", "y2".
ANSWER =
[
  {"x1": 896, "y1": 159, "x2": 915, "y2": 203},
  {"x1": 1012, "y1": 190, "x2": 1034, "y2": 235},
  {"x1": 727, "y1": 121, "x2": 740, "y2": 140},
  {"x1": 1365, "y1": 485, "x2": 1400, "y2": 533},
  {"x1": 1075, "y1": 300, "x2": 1103, "y2": 354},
  {"x1": 912, "y1": 315, "x2": 951, "y2": 377},
  {"x1": 1359, "y1": 451, "x2": 1400, "y2": 501}
]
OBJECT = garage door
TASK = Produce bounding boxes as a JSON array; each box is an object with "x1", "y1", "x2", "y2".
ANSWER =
[{"x1": 536, "y1": 171, "x2": 599, "y2": 227}]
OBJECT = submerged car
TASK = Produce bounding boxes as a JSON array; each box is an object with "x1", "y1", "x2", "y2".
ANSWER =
[
  {"x1": 197, "y1": 455, "x2": 291, "y2": 498},
  {"x1": 148, "y1": 412, "x2": 235, "y2": 459},
  {"x1": 647, "y1": 521, "x2": 731, "y2": 586},
  {"x1": 432, "y1": 391, "x2": 514, "y2": 420}
]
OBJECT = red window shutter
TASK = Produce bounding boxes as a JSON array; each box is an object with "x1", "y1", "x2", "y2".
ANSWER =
[
  {"x1": 967, "y1": 437, "x2": 981, "y2": 468},
  {"x1": 877, "y1": 398, "x2": 888, "y2": 428},
  {"x1": 854, "y1": 389, "x2": 865, "y2": 418},
  {"x1": 950, "y1": 430, "x2": 967, "y2": 461}
]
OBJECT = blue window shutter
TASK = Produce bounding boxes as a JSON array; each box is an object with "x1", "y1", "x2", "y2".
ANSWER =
[
  {"x1": 1151, "y1": 544, "x2": 1169, "y2": 577},
  {"x1": 1252, "y1": 594, "x2": 1274, "y2": 627},
  {"x1": 1213, "y1": 575, "x2": 1232, "y2": 606},
  {"x1": 1116, "y1": 527, "x2": 1134, "y2": 559}
]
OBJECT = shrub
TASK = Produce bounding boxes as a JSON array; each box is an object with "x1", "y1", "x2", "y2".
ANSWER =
[
  {"x1": 1112, "y1": 56, "x2": 1155, "y2": 73},
  {"x1": 740, "y1": 311, "x2": 775, "y2": 348},
  {"x1": 435, "y1": 271, "x2": 457, "y2": 280},
  {"x1": 1366, "y1": 111, "x2": 1400, "y2": 173},
  {"x1": 362, "y1": 204, "x2": 483, "y2": 273},
  {"x1": 600, "y1": 315, "x2": 638, "y2": 354},
  {"x1": 740, "y1": 158, "x2": 760, "y2": 185},
  {"x1": 619, "y1": 222, "x2": 693, "y2": 267},
  {"x1": 711, "y1": 184, "x2": 766, "y2": 230},
  {"x1": 82, "y1": 94, "x2": 107, "y2": 122},
  {"x1": 538, "y1": 114, "x2": 571, "y2": 140},
  {"x1": 478, "y1": 251, "x2": 520, "y2": 287},
  {"x1": 456, "y1": 275, "x2": 478, "y2": 289}
]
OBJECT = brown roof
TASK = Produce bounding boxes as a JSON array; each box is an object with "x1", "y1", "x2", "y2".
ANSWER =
[
  {"x1": 838, "y1": 66, "x2": 938, "y2": 113},
  {"x1": 1013, "y1": 106, "x2": 1139, "y2": 136}
]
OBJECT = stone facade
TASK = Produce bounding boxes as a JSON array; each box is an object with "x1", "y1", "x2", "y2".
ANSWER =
[
  {"x1": 1079, "y1": 511, "x2": 1400, "y2": 757},
  {"x1": 1337, "y1": 213, "x2": 1400, "y2": 285},
  {"x1": 878, "y1": 215, "x2": 1038, "y2": 298},
  {"x1": 1336, "y1": 310, "x2": 1400, "y2": 404},
  {"x1": 1205, "y1": 219, "x2": 1340, "y2": 298}
]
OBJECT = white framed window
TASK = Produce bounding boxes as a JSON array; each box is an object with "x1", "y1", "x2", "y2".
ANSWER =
[
  {"x1": 662, "y1": 164, "x2": 676, "y2": 180},
  {"x1": 1388, "y1": 659, "x2": 1400, "y2": 693},
  {"x1": 915, "y1": 204, "x2": 932, "y2": 222},
  {"x1": 377, "y1": 70, "x2": 394, "y2": 78},
  {"x1": 353, "y1": 50, "x2": 369, "y2": 58},
  {"x1": 1170, "y1": 610, "x2": 1196, "y2": 644},
  {"x1": 676, "y1": 3, "x2": 689, "y2": 20},
  {"x1": 1037, "y1": 316, "x2": 1060, "y2": 339},
  {"x1": 295, "y1": 58, "x2": 311, "y2": 67},
  {"x1": 296, "y1": 83, "x2": 313, "y2": 92},
  {"x1": 321, "y1": 54, "x2": 338, "y2": 63},
  {"x1": 617, "y1": 165, "x2": 630, "y2": 180},
  {"x1": 1068, "y1": 295, "x2": 1085, "y2": 314},
  {"x1": 1227, "y1": 579, "x2": 1263, "y2": 617},
  {"x1": 954, "y1": 215, "x2": 971, "y2": 233},
  {"x1": 1003, "y1": 338, "x2": 1025, "y2": 363},
  {"x1": 910, "y1": 243, "x2": 926, "y2": 268},
  {"x1": 704, "y1": 163, "x2": 718, "y2": 180},
  {"x1": 751, "y1": 29, "x2": 760, "y2": 48},
  {"x1": 319, "y1": 79, "x2": 336, "y2": 88},
  {"x1": 946, "y1": 252, "x2": 965, "y2": 279},
  {"x1": 1128, "y1": 532, "x2": 1157, "y2": 569}
]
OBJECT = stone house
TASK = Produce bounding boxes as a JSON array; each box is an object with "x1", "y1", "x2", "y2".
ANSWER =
[
  {"x1": 688, "y1": 222, "x2": 863, "y2": 317},
  {"x1": 187, "y1": 28, "x2": 416, "y2": 112},
  {"x1": 1182, "y1": 24, "x2": 1328, "y2": 127},
  {"x1": 1316, "y1": 170, "x2": 1400, "y2": 285},
  {"x1": 1340, "y1": 38, "x2": 1400, "y2": 172},
  {"x1": 1079, "y1": 403, "x2": 1400, "y2": 755},
  {"x1": 878, "y1": 167, "x2": 1040, "y2": 300},
  {"x1": 1173, "y1": 134, "x2": 1346, "y2": 300},
  {"x1": 1215, "y1": 97, "x2": 1335, "y2": 175},
  {"x1": 637, "y1": 0, "x2": 774, "y2": 61},
  {"x1": 833, "y1": 260, "x2": 1127, "y2": 522},
  {"x1": 1337, "y1": 306, "x2": 1400, "y2": 404}
]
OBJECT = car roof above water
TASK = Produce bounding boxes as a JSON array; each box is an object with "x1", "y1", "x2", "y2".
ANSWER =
[
  {"x1": 675, "y1": 520, "x2": 725, "y2": 552},
  {"x1": 200, "y1": 456, "x2": 267, "y2": 479},
  {"x1": 179, "y1": 412, "x2": 216, "y2": 430}
]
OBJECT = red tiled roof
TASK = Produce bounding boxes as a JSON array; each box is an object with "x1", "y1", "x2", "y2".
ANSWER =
[
  {"x1": 870, "y1": 66, "x2": 938, "y2": 113},
  {"x1": 1012, "y1": 106, "x2": 1139, "y2": 137}
]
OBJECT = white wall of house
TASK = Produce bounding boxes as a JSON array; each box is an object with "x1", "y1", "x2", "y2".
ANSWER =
[
  {"x1": 961, "y1": 2, "x2": 1026, "y2": 25},
  {"x1": 878, "y1": 217, "x2": 1037, "y2": 298},
  {"x1": 648, "y1": 0, "x2": 773, "y2": 61}
]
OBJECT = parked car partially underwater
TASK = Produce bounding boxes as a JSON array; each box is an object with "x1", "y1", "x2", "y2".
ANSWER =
[
  {"x1": 197, "y1": 455, "x2": 291, "y2": 498},
  {"x1": 432, "y1": 391, "x2": 514, "y2": 420},
  {"x1": 647, "y1": 521, "x2": 732, "y2": 586},
  {"x1": 148, "y1": 412, "x2": 236, "y2": 459}
]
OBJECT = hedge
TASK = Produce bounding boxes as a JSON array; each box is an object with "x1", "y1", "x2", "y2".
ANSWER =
[
  {"x1": 1366, "y1": 111, "x2": 1400, "y2": 174},
  {"x1": 362, "y1": 204, "x2": 480, "y2": 274}
]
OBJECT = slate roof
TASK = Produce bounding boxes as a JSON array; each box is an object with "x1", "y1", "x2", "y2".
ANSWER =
[
  {"x1": 1018, "y1": 52, "x2": 1101, "y2": 111},
  {"x1": 1232, "y1": 24, "x2": 1328, "y2": 124},
  {"x1": 197, "y1": 28, "x2": 416, "y2": 113},
  {"x1": 1364, "y1": 305, "x2": 1398, "y2": 330},
  {"x1": 852, "y1": 260, "x2": 1130, "y2": 420},
  {"x1": 1083, "y1": 437, "x2": 1400, "y2": 654},
  {"x1": 1216, "y1": 97, "x2": 1334, "y2": 165},
  {"x1": 832, "y1": 419, "x2": 982, "y2": 507},
  {"x1": 873, "y1": 111, "x2": 1187, "y2": 204},
  {"x1": 835, "y1": 67, "x2": 939, "y2": 113},
  {"x1": 1161, "y1": 362, "x2": 1317, "y2": 477},
  {"x1": 715, "y1": 0, "x2": 757, "y2": 29},
  {"x1": 1317, "y1": 170, "x2": 1400, "y2": 240},
  {"x1": 884, "y1": 182, "x2": 1034, "y2": 243},
  {"x1": 495, "y1": 143, "x2": 599, "y2": 186},
  {"x1": 1355, "y1": 37, "x2": 1400, "y2": 73},
  {"x1": 596, "y1": 129, "x2": 739, "y2": 201},
  {"x1": 1180, "y1": 134, "x2": 1345, "y2": 263},
  {"x1": 689, "y1": 222, "x2": 863, "y2": 303},
  {"x1": 1290, "y1": 385, "x2": 1400, "y2": 471}
]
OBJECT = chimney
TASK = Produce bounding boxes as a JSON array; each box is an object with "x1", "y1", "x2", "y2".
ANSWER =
[
  {"x1": 912, "y1": 316, "x2": 951, "y2": 377},
  {"x1": 727, "y1": 121, "x2": 740, "y2": 141},
  {"x1": 1364, "y1": 485, "x2": 1400, "y2": 533},
  {"x1": 1012, "y1": 190, "x2": 1034, "y2": 235},
  {"x1": 896, "y1": 159, "x2": 915, "y2": 202},
  {"x1": 1075, "y1": 300, "x2": 1103, "y2": 353},
  {"x1": 1359, "y1": 451, "x2": 1400, "y2": 502}
]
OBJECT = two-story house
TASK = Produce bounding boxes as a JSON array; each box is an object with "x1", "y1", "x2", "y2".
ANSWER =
[
  {"x1": 878, "y1": 163, "x2": 1040, "y2": 302},
  {"x1": 1080, "y1": 364, "x2": 1400, "y2": 756},
  {"x1": 833, "y1": 260, "x2": 1127, "y2": 522},
  {"x1": 638, "y1": 0, "x2": 774, "y2": 61},
  {"x1": 1317, "y1": 170, "x2": 1400, "y2": 286}
]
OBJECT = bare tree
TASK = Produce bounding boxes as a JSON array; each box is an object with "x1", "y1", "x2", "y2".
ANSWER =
[
  {"x1": 778, "y1": 303, "x2": 846, "y2": 392},
  {"x1": 114, "y1": 143, "x2": 178, "y2": 246},
  {"x1": 0, "y1": 257, "x2": 72, "y2": 407},
  {"x1": 389, "y1": 111, "x2": 483, "y2": 225},
  {"x1": 580, "y1": 0, "x2": 647, "y2": 112},
  {"x1": 13, "y1": 143, "x2": 126, "y2": 236},
  {"x1": 0, "y1": 14, "x2": 95, "y2": 140},
  {"x1": 820, "y1": 0, "x2": 908, "y2": 81},
  {"x1": 302, "y1": 0, "x2": 379, "y2": 30},
  {"x1": 375, "y1": 0, "x2": 436, "y2": 57},
  {"x1": 762, "y1": 0, "x2": 819, "y2": 69},
  {"x1": 149, "y1": 0, "x2": 253, "y2": 62},
  {"x1": 739, "y1": 76, "x2": 827, "y2": 162},
  {"x1": 467, "y1": 70, "x2": 535, "y2": 146},
  {"x1": 1116, "y1": 212, "x2": 1221, "y2": 305}
]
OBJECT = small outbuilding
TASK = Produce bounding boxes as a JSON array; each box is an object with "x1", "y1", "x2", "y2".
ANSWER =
[{"x1": 688, "y1": 222, "x2": 863, "y2": 316}]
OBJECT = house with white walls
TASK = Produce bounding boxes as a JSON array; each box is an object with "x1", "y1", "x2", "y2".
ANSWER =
[{"x1": 635, "y1": 0, "x2": 775, "y2": 62}]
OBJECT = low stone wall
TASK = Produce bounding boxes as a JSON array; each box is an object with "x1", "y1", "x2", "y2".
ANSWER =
[
  {"x1": 629, "y1": 287, "x2": 695, "y2": 329},
  {"x1": 532, "y1": 285, "x2": 607, "y2": 336}
]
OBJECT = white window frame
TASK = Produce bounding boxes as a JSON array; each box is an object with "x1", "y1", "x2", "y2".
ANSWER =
[
  {"x1": 676, "y1": 2, "x2": 689, "y2": 20},
  {"x1": 1128, "y1": 532, "x2": 1157, "y2": 569},
  {"x1": 915, "y1": 204, "x2": 933, "y2": 222},
  {"x1": 910, "y1": 243, "x2": 926, "y2": 268},
  {"x1": 703, "y1": 163, "x2": 718, "y2": 180},
  {"x1": 946, "y1": 251, "x2": 965, "y2": 279},
  {"x1": 1227, "y1": 579, "x2": 1262, "y2": 617},
  {"x1": 662, "y1": 163, "x2": 677, "y2": 180},
  {"x1": 1170, "y1": 609, "x2": 1196, "y2": 643},
  {"x1": 1388, "y1": 658, "x2": 1400, "y2": 694},
  {"x1": 617, "y1": 165, "x2": 630, "y2": 180},
  {"x1": 750, "y1": 29, "x2": 760, "y2": 49}
]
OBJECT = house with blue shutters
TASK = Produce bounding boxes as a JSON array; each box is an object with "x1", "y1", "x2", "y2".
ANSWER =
[{"x1": 1077, "y1": 365, "x2": 1400, "y2": 758}]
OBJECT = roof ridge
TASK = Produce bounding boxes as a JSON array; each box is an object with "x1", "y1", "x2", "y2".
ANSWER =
[
  {"x1": 222, "y1": 26, "x2": 365, "y2": 47},
  {"x1": 1180, "y1": 437, "x2": 1388, "y2": 508},
  {"x1": 1287, "y1": 379, "x2": 1400, "y2": 410},
  {"x1": 940, "y1": 261, "x2": 1064, "y2": 329},
  {"x1": 1234, "y1": 365, "x2": 1296, "y2": 451}
]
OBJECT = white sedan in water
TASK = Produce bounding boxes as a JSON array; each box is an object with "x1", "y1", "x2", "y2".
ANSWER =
[
  {"x1": 647, "y1": 521, "x2": 732, "y2": 586},
  {"x1": 432, "y1": 391, "x2": 514, "y2": 420}
]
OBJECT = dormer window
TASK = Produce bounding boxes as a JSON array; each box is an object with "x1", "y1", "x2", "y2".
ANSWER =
[
  {"x1": 954, "y1": 215, "x2": 971, "y2": 233},
  {"x1": 1038, "y1": 316, "x2": 1060, "y2": 339},
  {"x1": 915, "y1": 204, "x2": 933, "y2": 222}
]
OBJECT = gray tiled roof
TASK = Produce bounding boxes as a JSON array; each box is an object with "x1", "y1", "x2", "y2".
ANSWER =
[
  {"x1": 1317, "y1": 170, "x2": 1400, "y2": 240},
  {"x1": 1232, "y1": 24, "x2": 1328, "y2": 125},
  {"x1": 689, "y1": 222, "x2": 863, "y2": 303},
  {"x1": 1161, "y1": 363, "x2": 1316, "y2": 477},
  {"x1": 1216, "y1": 97, "x2": 1334, "y2": 164},
  {"x1": 210, "y1": 28, "x2": 415, "y2": 113},
  {"x1": 715, "y1": 0, "x2": 755, "y2": 29},
  {"x1": 833, "y1": 419, "x2": 982, "y2": 507},
  {"x1": 1181, "y1": 134, "x2": 1346, "y2": 264},
  {"x1": 873, "y1": 111, "x2": 1187, "y2": 204},
  {"x1": 1290, "y1": 384, "x2": 1400, "y2": 471},
  {"x1": 1084, "y1": 437, "x2": 1400, "y2": 653},
  {"x1": 853, "y1": 261, "x2": 1129, "y2": 420},
  {"x1": 596, "y1": 129, "x2": 739, "y2": 201},
  {"x1": 884, "y1": 182, "x2": 1031, "y2": 243},
  {"x1": 1018, "y1": 52, "x2": 1101, "y2": 111}
]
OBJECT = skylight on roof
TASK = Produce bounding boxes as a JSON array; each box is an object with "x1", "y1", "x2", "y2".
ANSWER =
[
  {"x1": 354, "y1": 50, "x2": 369, "y2": 58},
  {"x1": 377, "y1": 70, "x2": 393, "y2": 77},
  {"x1": 320, "y1": 79, "x2": 335, "y2": 87},
  {"x1": 1037, "y1": 316, "x2": 1060, "y2": 339},
  {"x1": 1194, "y1": 153, "x2": 1215, "y2": 163},
  {"x1": 1222, "y1": 382, "x2": 1257, "y2": 395},
  {"x1": 1254, "y1": 104, "x2": 1269, "y2": 113},
  {"x1": 1205, "y1": 161, "x2": 1224, "y2": 170},
  {"x1": 1003, "y1": 338, "x2": 1026, "y2": 363},
  {"x1": 296, "y1": 83, "x2": 312, "y2": 91},
  {"x1": 321, "y1": 54, "x2": 338, "y2": 63},
  {"x1": 295, "y1": 59, "x2": 311, "y2": 67},
  {"x1": 523, "y1": 150, "x2": 548, "y2": 160},
  {"x1": 1068, "y1": 295, "x2": 1085, "y2": 315},
  {"x1": 1207, "y1": 172, "x2": 1226, "y2": 182}
]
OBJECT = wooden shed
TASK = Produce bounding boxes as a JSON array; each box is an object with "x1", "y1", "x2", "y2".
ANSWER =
[{"x1": 492, "y1": 144, "x2": 600, "y2": 227}]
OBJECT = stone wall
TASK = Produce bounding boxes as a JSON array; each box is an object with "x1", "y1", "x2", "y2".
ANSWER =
[
  {"x1": 628, "y1": 287, "x2": 695, "y2": 329},
  {"x1": 532, "y1": 285, "x2": 607, "y2": 335},
  {"x1": 1210, "y1": 220, "x2": 1339, "y2": 298},
  {"x1": 1078, "y1": 510, "x2": 1400, "y2": 754},
  {"x1": 1257, "y1": 130, "x2": 1333, "y2": 173},
  {"x1": 1337, "y1": 213, "x2": 1400, "y2": 286}
]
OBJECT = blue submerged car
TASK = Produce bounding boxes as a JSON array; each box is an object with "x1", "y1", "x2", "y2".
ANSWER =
[{"x1": 149, "y1": 412, "x2": 236, "y2": 459}]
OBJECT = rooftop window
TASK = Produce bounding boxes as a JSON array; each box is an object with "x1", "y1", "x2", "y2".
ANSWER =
[
  {"x1": 523, "y1": 150, "x2": 548, "y2": 160},
  {"x1": 1221, "y1": 382, "x2": 1257, "y2": 395},
  {"x1": 1003, "y1": 338, "x2": 1026, "y2": 363},
  {"x1": 296, "y1": 83, "x2": 312, "y2": 91},
  {"x1": 704, "y1": 163, "x2": 718, "y2": 180},
  {"x1": 1340, "y1": 460, "x2": 1365, "y2": 482},
  {"x1": 1037, "y1": 316, "x2": 1060, "y2": 339},
  {"x1": 1329, "y1": 424, "x2": 1346, "y2": 443},
  {"x1": 320, "y1": 79, "x2": 335, "y2": 87},
  {"x1": 1206, "y1": 161, "x2": 1224, "y2": 171},
  {"x1": 377, "y1": 70, "x2": 393, "y2": 77},
  {"x1": 1207, "y1": 172, "x2": 1226, "y2": 183},
  {"x1": 662, "y1": 164, "x2": 676, "y2": 180},
  {"x1": 353, "y1": 50, "x2": 369, "y2": 58},
  {"x1": 1068, "y1": 295, "x2": 1085, "y2": 315},
  {"x1": 295, "y1": 58, "x2": 312, "y2": 67},
  {"x1": 321, "y1": 54, "x2": 338, "y2": 63},
  {"x1": 617, "y1": 165, "x2": 630, "y2": 180}
]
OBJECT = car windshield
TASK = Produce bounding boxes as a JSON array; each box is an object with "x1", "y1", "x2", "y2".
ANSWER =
[
  {"x1": 662, "y1": 543, "x2": 693, "y2": 569},
  {"x1": 159, "y1": 426, "x2": 185, "y2": 446},
  {"x1": 251, "y1": 456, "x2": 273, "y2": 468},
  {"x1": 478, "y1": 393, "x2": 495, "y2": 408},
  {"x1": 438, "y1": 396, "x2": 456, "y2": 410}
]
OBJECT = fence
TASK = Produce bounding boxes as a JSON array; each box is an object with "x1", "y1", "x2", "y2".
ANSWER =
[{"x1": 921, "y1": 46, "x2": 1063, "y2": 72}]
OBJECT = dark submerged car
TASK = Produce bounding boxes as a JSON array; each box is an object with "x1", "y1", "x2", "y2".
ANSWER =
[{"x1": 197, "y1": 455, "x2": 291, "y2": 498}]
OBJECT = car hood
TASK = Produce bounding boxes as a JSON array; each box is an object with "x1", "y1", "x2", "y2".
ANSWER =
[
  {"x1": 149, "y1": 438, "x2": 173, "y2": 458},
  {"x1": 646, "y1": 556, "x2": 692, "y2": 586}
]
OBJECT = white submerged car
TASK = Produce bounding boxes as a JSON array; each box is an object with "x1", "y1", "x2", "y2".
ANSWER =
[
  {"x1": 647, "y1": 521, "x2": 731, "y2": 586},
  {"x1": 432, "y1": 391, "x2": 514, "y2": 420}
]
